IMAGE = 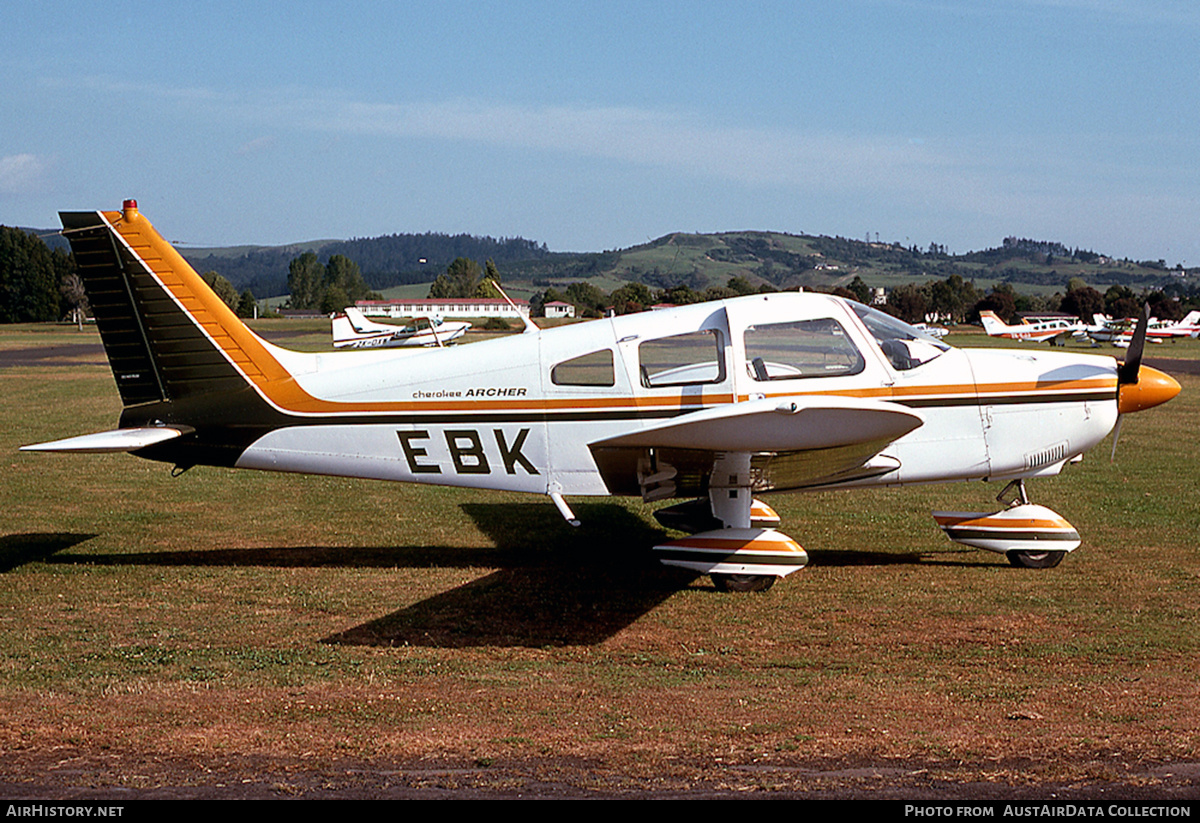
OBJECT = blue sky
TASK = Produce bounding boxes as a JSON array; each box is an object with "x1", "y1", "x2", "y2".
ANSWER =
[{"x1": 3, "y1": 1, "x2": 1198, "y2": 265}]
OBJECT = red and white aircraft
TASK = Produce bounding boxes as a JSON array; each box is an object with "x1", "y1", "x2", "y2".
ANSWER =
[
  {"x1": 22, "y1": 202, "x2": 1181, "y2": 591},
  {"x1": 1088, "y1": 312, "x2": 1200, "y2": 347},
  {"x1": 979, "y1": 311, "x2": 1090, "y2": 345}
]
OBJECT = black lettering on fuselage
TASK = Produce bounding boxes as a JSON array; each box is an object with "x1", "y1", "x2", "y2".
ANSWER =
[
  {"x1": 397, "y1": 430, "x2": 440, "y2": 474},
  {"x1": 446, "y1": 430, "x2": 490, "y2": 474},
  {"x1": 396, "y1": 427, "x2": 539, "y2": 476},
  {"x1": 495, "y1": 428, "x2": 538, "y2": 475}
]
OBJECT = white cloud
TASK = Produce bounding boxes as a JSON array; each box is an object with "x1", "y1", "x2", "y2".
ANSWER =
[
  {"x1": 236, "y1": 136, "x2": 276, "y2": 155},
  {"x1": 0, "y1": 153, "x2": 47, "y2": 194},
  {"x1": 288, "y1": 95, "x2": 966, "y2": 197}
]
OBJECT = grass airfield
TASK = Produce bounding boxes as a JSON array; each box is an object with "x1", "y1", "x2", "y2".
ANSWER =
[{"x1": 1, "y1": 321, "x2": 1197, "y2": 799}]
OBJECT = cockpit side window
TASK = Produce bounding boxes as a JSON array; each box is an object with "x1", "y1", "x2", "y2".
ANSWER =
[
  {"x1": 552, "y1": 349, "x2": 615, "y2": 386},
  {"x1": 849, "y1": 301, "x2": 949, "y2": 371},
  {"x1": 639, "y1": 329, "x2": 725, "y2": 387},
  {"x1": 743, "y1": 318, "x2": 865, "y2": 381}
]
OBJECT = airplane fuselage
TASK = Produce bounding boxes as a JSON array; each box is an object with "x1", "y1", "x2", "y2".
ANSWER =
[{"x1": 126, "y1": 294, "x2": 1121, "y2": 498}]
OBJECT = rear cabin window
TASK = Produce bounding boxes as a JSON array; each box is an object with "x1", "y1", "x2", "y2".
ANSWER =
[
  {"x1": 639, "y1": 329, "x2": 725, "y2": 387},
  {"x1": 551, "y1": 349, "x2": 615, "y2": 386},
  {"x1": 743, "y1": 318, "x2": 865, "y2": 381}
]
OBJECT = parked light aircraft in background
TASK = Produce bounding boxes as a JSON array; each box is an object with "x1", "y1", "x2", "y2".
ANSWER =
[
  {"x1": 912, "y1": 322, "x2": 948, "y2": 339},
  {"x1": 21, "y1": 203, "x2": 1181, "y2": 591},
  {"x1": 1174, "y1": 311, "x2": 1200, "y2": 338},
  {"x1": 1087, "y1": 312, "x2": 1200, "y2": 348},
  {"x1": 332, "y1": 306, "x2": 471, "y2": 348},
  {"x1": 979, "y1": 310, "x2": 1090, "y2": 346}
]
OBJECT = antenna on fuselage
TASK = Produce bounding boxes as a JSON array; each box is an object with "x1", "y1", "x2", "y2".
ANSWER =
[{"x1": 493, "y1": 282, "x2": 538, "y2": 335}]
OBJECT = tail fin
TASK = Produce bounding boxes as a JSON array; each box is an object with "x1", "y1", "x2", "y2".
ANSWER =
[
  {"x1": 331, "y1": 306, "x2": 397, "y2": 347},
  {"x1": 342, "y1": 306, "x2": 395, "y2": 335},
  {"x1": 978, "y1": 310, "x2": 1006, "y2": 335},
  {"x1": 60, "y1": 201, "x2": 290, "y2": 407}
]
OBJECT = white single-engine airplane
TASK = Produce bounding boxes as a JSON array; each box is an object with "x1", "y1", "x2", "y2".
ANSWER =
[
  {"x1": 332, "y1": 306, "x2": 472, "y2": 348},
  {"x1": 979, "y1": 311, "x2": 1090, "y2": 346},
  {"x1": 22, "y1": 203, "x2": 1182, "y2": 591}
]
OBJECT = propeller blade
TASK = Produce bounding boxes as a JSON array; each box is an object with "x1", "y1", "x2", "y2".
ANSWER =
[
  {"x1": 1113, "y1": 305, "x2": 1148, "y2": 461},
  {"x1": 1117, "y1": 304, "x2": 1150, "y2": 385}
]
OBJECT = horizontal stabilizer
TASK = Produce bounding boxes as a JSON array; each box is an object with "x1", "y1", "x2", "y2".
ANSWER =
[{"x1": 21, "y1": 427, "x2": 190, "y2": 454}]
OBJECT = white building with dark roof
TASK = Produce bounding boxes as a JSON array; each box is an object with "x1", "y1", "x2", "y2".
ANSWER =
[
  {"x1": 543, "y1": 301, "x2": 576, "y2": 319},
  {"x1": 355, "y1": 298, "x2": 530, "y2": 319}
]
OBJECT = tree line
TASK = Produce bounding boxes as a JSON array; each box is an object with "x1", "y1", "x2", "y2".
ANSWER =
[
  {"x1": 186, "y1": 231, "x2": 550, "y2": 298},
  {"x1": 285, "y1": 252, "x2": 380, "y2": 312},
  {"x1": 0, "y1": 226, "x2": 80, "y2": 323},
  {"x1": 527, "y1": 269, "x2": 1199, "y2": 326},
  {"x1": 0, "y1": 224, "x2": 265, "y2": 322}
]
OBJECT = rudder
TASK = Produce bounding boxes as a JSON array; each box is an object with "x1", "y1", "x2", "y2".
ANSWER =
[{"x1": 60, "y1": 201, "x2": 288, "y2": 407}]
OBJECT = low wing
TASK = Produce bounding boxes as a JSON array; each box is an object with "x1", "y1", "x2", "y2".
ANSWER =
[{"x1": 588, "y1": 396, "x2": 923, "y2": 496}]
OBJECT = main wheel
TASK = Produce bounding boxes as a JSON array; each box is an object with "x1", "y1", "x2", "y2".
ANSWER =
[
  {"x1": 1006, "y1": 550, "x2": 1066, "y2": 569},
  {"x1": 711, "y1": 573, "x2": 776, "y2": 592}
]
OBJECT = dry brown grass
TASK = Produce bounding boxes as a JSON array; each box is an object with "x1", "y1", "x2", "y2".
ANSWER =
[{"x1": 1, "y1": 327, "x2": 1197, "y2": 798}]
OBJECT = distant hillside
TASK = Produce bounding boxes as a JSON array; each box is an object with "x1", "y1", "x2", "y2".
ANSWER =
[
  {"x1": 19, "y1": 222, "x2": 1195, "y2": 301},
  {"x1": 508, "y1": 231, "x2": 1193, "y2": 296},
  {"x1": 183, "y1": 233, "x2": 550, "y2": 298}
]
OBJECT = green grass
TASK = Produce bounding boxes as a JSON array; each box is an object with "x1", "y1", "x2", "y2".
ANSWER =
[{"x1": 1, "y1": 325, "x2": 1198, "y2": 792}]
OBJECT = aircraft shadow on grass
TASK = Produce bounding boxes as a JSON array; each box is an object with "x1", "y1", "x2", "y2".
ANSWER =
[
  {"x1": 0, "y1": 532, "x2": 98, "y2": 572},
  {"x1": 325, "y1": 504, "x2": 698, "y2": 647},
  {"x1": 12, "y1": 504, "x2": 977, "y2": 647}
]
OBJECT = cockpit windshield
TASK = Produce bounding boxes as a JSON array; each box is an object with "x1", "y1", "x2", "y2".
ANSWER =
[{"x1": 849, "y1": 301, "x2": 950, "y2": 371}]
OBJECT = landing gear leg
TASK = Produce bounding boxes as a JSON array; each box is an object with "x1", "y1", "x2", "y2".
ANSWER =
[
  {"x1": 651, "y1": 452, "x2": 808, "y2": 590},
  {"x1": 997, "y1": 478, "x2": 1030, "y2": 507},
  {"x1": 707, "y1": 454, "x2": 776, "y2": 592}
]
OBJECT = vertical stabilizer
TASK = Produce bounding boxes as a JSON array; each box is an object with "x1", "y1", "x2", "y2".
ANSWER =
[{"x1": 59, "y1": 201, "x2": 289, "y2": 407}]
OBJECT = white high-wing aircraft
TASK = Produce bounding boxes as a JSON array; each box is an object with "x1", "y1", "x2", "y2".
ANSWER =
[
  {"x1": 22, "y1": 203, "x2": 1182, "y2": 591},
  {"x1": 979, "y1": 310, "x2": 1090, "y2": 345},
  {"x1": 912, "y1": 322, "x2": 948, "y2": 339},
  {"x1": 332, "y1": 306, "x2": 472, "y2": 349}
]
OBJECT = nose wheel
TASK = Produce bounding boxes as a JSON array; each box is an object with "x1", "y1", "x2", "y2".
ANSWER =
[
  {"x1": 933, "y1": 479, "x2": 1079, "y2": 568},
  {"x1": 711, "y1": 573, "x2": 777, "y2": 593},
  {"x1": 1006, "y1": 549, "x2": 1065, "y2": 569}
]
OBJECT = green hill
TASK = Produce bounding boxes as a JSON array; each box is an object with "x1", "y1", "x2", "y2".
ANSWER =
[
  {"x1": 506, "y1": 231, "x2": 1192, "y2": 298},
  {"x1": 23, "y1": 223, "x2": 1197, "y2": 302}
]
